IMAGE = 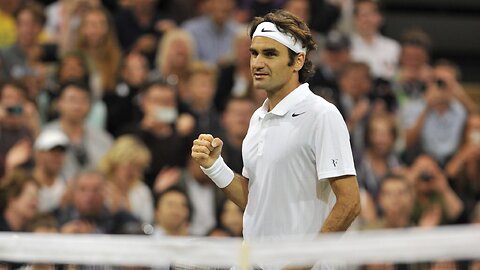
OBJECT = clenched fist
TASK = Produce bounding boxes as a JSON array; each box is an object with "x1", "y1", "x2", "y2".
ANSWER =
[{"x1": 191, "y1": 134, "x2": 224, "y2": 168}]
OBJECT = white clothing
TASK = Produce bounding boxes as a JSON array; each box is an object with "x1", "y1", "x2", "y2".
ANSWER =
[
  {"x1": 186, "y1": 175, "x2": 217, "y2": 236},
  {"x1": 128, "y1": 181, "x2": 155, "y2": 224},
  {"x1": 241, "y1": 83, "x2": 356, "y2": 240},
  {"x1": 351, "y1": 33, "x2": 400, "y2": 80},
  {"x1": 38, "y1": 177, "x2": 66, "y2": 213}
]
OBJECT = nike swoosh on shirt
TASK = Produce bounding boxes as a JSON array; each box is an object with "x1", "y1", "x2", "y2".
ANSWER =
[{"x1": 292, "y1": 112, "x2": 306, "y2": 117}]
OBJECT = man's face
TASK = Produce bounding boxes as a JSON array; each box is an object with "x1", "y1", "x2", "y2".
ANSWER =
[
  {"x1": 37, "y1": 148, "x2": 66, "y2": 178},
  {"x1": 339, "y1": 67, "x2": 372, "y2": 98},
  {"x1": 141, "y1": 85, "x2": 177, "y2": 119},
  {"x1": 400, "y1": 44, "x2": 428, "y2": 69},
  {"x1": 57, "y1": 86, "x2": 91, "y2": 123},
  {"x1": 379, "y1": 179, "x2": 412, "y2": 218},
  {"x1": 73, "y1": 174, "x2": 105, "y2": 216},
  {"x1": 354, "y1": 2, "x2": 382, "y2": 36},
  {"x1": 122, "y1": 53, "x2": 149, "y2": 87},
  {"x1": 16, "y1": 10, "x2": 42, "y2": 46},
  {"x1": 59, "y1": 56, "x2": 87, "y2": 83},
  {"x1": 250, "y1": 37, "x2": 296, "y2": 94},
  {"x1": 155, "y1": 191, "x2": 189, "y2": 231},
  {"x1": 222, "y1": 100, "x2": 255, "y2": 139}
]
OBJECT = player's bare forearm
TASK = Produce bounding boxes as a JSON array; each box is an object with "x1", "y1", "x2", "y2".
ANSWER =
[
  {"x1": 320, "y1": 175, "x2": 361, "y2": 233},
  {"x1": 222, "y1": 173, "x2": 249, "y2": 210}
]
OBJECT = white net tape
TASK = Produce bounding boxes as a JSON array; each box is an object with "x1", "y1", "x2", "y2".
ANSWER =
[{"x1": 1, "y1": 225, "x2": 480, "y2": 268}]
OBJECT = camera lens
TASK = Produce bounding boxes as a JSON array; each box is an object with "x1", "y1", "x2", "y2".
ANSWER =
[
  {"x1": 6, "y1": 105, "x2": 23, "y2": 115},
  {"x1": 435, "y1": 79, "x2": 447, "y2": 90}
]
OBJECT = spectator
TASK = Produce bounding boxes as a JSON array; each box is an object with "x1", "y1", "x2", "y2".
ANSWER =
[
  {"x1": 38, "y1": 51, "x2": 91, "y2": 124},
  {"x1": 154, "y1": 186, "x2": 192, "y2": 236},
  {"x1": 32, "y1": 129, "x2": 69, "y2": 213},
  {"x1": 0, "y1": 169, "x2": 39, "y2": 269},
  {"x1": 214, "y1": 27, "x2": 253, "y2": 112},
  {"x1": 114, "y1": 0, "x2": 175, "y2": 65},
  {"x1": 220, "y1": 97, "x2": 256, "y2": 174},
  {"x1": 403, "y1": 60, "x2": 476, "y2": 166},
  {"x1": 337, "y1": 62, "x2": 373, "y2": 153},
  {"x1": 154, "y1": 29, "x2": 197, "y2": 101},
  {"x1": 55, "y1": 170, "x2": 141, "y2": 234},
  {"x1": 43, "y1": 81, "x2": 113, "y2": 182},
  {"x1": 182, "y1": 0, "x2": 240, "y2": 65},
  {"x1": 393, "y1": 28, "x2": 432, "y2": 107},
  {"x1": 0, "y1": 2, "x2": 48, "y2": 81},
  {"x1": 218, "y1": 199, "x2": 243, "y2": 237},
  {"x1": 75, "y1": 6, "x2": 121, "y2": 96},
  {"x1": 357, "y1": 112, "x2": 403, "y2": 202},
  {"x1": 184, "y1": 61, "x2": 222, "y2": 136},
  {"x1": 98, "y1": 135, "x2": 154, "y2": 224},
  {"x1": 309, "y1": 30, "x2": 351, "y2": 106},
  {"x1": 154, "y1": 156, "x2": 225, "y2": 236},
  {"x1": 120, "y1": 81, "x2": 194, "y2": 188},
  {"x1": 365, "y1": 174, "x2": 414, "y2": 229},
  {"x1": 446, "y1": 112, "x2": 480, "y2": 218},
  {"x1": 0, "y1": 80, "x2": 40, "y2": 177},
  {"x1": 104, "y1": 51, "x2": 149, "y2": 136},
  {"x1": 407, "y1": 155, "x2": 463, "y2": 226},
  {"x1": 0, "y1": 0, "x2": 22, "y2": 48},
  {"x1": 0, "y1": 169, "x2": 39, "y2": 231},
  {"x1": 363, "y1": 174, "x2": 421, "y2": 270},
  {"x1": 43, "y1": 0, "x2": 101, "y2": 51},
  {"x1": 351, "y1": 0, "x2": 400, "y2": 80}
]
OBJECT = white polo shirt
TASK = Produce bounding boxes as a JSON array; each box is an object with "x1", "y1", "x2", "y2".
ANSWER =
[{"x1": 241, "y1": 83, "x2": 356, "y2": 240}]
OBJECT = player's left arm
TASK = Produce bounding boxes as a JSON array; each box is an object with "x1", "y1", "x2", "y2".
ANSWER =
[{"x1": 320, "y1": 175, "x2": 361, "y2": 233}]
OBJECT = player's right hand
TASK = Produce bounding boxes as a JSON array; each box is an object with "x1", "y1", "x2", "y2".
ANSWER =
[{"x1": 191, "y1": 134, "x2": 223, "y2": 168}]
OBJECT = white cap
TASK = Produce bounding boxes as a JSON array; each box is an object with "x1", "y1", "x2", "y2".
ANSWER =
[{"x1": 34, "y1": 129, "x2": 69, "y2": 151}]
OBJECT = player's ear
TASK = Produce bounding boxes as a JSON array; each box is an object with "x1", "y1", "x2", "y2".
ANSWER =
[{"x1": 293, "y1": 53, "x2": 305, "y2": 72}]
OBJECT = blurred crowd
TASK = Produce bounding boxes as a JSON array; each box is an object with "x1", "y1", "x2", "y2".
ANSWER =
[{"x1": 0, "y1": 0, "x2": 479, "y2": 268}]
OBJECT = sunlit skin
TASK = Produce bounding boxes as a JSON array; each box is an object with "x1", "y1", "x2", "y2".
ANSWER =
[{"x1": 249, "y1": 36, "x2": 304, "y2": 110}]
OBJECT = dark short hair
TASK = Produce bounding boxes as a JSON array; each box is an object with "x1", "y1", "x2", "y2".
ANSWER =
[
  {"x1": 58, "y1": 80, "x2": 92, "y2": 98},
  {"x1": 155, "y1": 186, "x2": 193, "y2": 222},
  {"x1": 353, "y1": 0, "x2": 383, "y2": 16},
  {"x1": 434, "y1": 58, "x2": 462, "y2": 81},
  {"x1": 140, "y1": 79, "x2": 175, "y2": 95},
  {"x1": 15, "y1": 2, "x2": 46, "y2": 26},
  {"x1": 249, "y1": 10, "x2": 317, "y2": 83},
  {"x1": 0, "y1": 79, "x2": 29, "y2": 100},
  {"x1": 0, "y1": 170, "x2": 38, "y2": 213}
]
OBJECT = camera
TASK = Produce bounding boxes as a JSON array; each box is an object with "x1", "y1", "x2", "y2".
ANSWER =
[
  {"x1": 6, "y1": 105, "x2": 23, "y2": 115},
  {"x1": 419, "y1": 171, "x2": 433, "y2": 182},
  {"x1": 435, "y1": 78, "x2": 447, "y2": 90}
]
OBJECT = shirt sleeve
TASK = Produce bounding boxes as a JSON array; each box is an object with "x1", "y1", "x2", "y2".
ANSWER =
[{"x1": 314, "y1": 108, "x2": 357, "y2": 181}]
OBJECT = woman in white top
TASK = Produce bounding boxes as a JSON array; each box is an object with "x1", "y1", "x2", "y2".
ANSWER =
[{"x1": 98, "y1": 135, "x2": 154, "y2": 224}]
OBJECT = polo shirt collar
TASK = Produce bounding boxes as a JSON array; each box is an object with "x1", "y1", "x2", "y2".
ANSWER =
[{"x1": 258, "y1": 83, "x2": 310, "y2": 118}]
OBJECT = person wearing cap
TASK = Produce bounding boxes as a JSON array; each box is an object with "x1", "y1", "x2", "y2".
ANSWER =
[
  {"x1": 309, "y1": 30, "x2": 351, "y2": 111},
  {"x1": 32, "y1": 129, "x2": 69, "y2": 213},
  {"x1": 192, "y1": 10, "x2": 360, "y2": 242}
]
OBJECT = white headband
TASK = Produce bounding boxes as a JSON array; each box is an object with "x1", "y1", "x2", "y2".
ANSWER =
[{"x1": 252, "y1": 22, "x2": 307, "y2": 54}]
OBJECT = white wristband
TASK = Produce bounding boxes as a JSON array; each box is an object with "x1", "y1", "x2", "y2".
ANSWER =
[{"x1": 200, "y1": 156, "x2": 234, "y2": 188}]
